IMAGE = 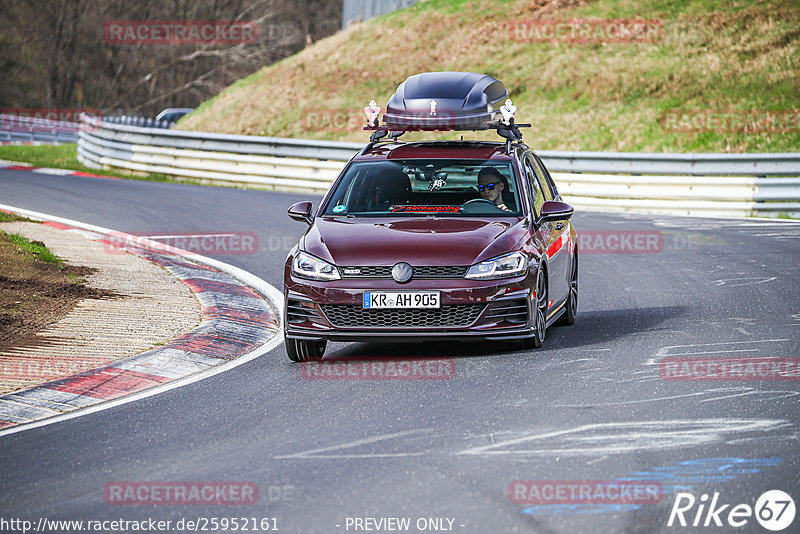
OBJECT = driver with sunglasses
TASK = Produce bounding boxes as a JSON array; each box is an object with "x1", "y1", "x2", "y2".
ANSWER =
[{"x1": 476, "y1": 167, "x2": 510, "y2": 211}]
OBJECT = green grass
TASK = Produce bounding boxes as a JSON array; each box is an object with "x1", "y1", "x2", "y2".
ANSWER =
[
  {"x1": 0, "y1": 144, "x2": 82, "y2": 171},
  {"x1": 0, "y1": 211, "x2": 32, "y2": 223},
  {"x1": 4, "y1": 232, "x2": 62, "y2": 264},
  {"x1": 0, "y1": 144, "x2": 290, "y2": 190},
  {"x1": 0, "y1": 144, "x2": 241, "y2": 188},
  {"x1": 178, "y1": 0, "x2": 800, "y2": 152},
  {"x1": 0, "y1": 144, "x2": 172, "y2": 182}
]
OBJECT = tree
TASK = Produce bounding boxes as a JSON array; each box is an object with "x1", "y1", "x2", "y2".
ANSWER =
[{"x1": 0, "y1": 0, "x2": 343, "y2": 115}]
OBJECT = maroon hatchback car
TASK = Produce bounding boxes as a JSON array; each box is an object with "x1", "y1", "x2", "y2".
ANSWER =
[{"x1": 283, "y1": 72, "x2": 577, "y2": 361}]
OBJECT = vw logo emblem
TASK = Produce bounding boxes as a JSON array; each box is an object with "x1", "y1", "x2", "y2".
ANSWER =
[{"x1": 392, "y1": 262, "x2": 413, "y2": 283}]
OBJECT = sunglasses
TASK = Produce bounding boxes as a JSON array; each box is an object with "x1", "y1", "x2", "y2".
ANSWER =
[{"x1": 477, "y1": 182, "x2": 498, "y2": 192}]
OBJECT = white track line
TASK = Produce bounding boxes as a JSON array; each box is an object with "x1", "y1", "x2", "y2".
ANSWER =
[{"x1": 0, "y1": 203, "x2": 285, "y2": 438}]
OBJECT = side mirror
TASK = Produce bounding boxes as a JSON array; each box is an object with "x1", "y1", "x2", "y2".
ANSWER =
[
  {"x1": 287, "y1": 201, "x2": 313, "y2": 225},
  {"x1": 537, "y1": 200, "x2": 574, "y2": 224}
]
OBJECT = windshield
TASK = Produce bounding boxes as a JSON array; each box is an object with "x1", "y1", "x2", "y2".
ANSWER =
[{"x1": 322, "y1": 159, "x2": 522, "y2": 217}]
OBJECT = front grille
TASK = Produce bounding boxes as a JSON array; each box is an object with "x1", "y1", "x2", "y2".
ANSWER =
[
  {"x1": 286, "y1": 299, "x2": 325, "y2": 325},
  {"x1": 339, "y1": 265, "x2": 469, "y2": 279},
  {"x1": 483, "y1": 298, "x2": 529, "y2": 324},
  {"x1": 341, "y1": 266, "x2": 391, "y2": 278},
  {"x1": 415, "y1": 266, "x2": 469, "y2": 278},
  {"x1": 321, "y1": 304, "x2": 485, "y2": 328}
]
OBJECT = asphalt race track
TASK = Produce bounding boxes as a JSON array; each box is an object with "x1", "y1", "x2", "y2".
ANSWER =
[{"x1": 2, "y1": 169, "x2": 799, "y2": 533}]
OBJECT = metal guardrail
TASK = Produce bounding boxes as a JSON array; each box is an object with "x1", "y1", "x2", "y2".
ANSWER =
[
  {"x1": 540, "y1": 151, "x2": 800, "y2": 177},
  {"x1": 81, "y1": 114, "x2": 800, "y2": 175},
  {"x1": 78, "y1": 114, "x2": 800, "y2": 217},
  {"x1": 553, "y1": 173, "x2": 800, "y2": 218},
  {"x1": 0, "y1": 114, "x2": 80, "y2": 144},
  {"x1": 82, "y1": 115, "x2": 363, "y2": 161}
]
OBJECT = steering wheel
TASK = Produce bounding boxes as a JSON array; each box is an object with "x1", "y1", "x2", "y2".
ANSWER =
[{"x1": 462, "y1": 198, "x2": 504, "y2": 213}]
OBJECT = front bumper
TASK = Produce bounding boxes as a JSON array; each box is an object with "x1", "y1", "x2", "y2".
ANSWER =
[{"x1": 284, "y1": 274, "x2": 536, "y2": 343}]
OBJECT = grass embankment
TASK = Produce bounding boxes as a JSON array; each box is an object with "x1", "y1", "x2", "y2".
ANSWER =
[{"x1": 179, "y1": 0, "x2": 800, "y2": 152}]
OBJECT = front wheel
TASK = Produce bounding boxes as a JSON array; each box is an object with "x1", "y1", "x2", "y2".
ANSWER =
[
  {"x1": 512, "y1": 268, "x2": 547, "y2": 351},
  {"x1": 531, "y1": 267, "x2": 547, "y2": 348},
  {"x1": 286, "y1": 338, "x2": 326, "y2": 362},
  {"x1": 557, "y1": 252, "x2": 577, "y2": 326}
]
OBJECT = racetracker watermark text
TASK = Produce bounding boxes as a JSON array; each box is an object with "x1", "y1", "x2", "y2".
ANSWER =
[
  {"x1": 302, "y1": 109, "x2": 362, "y2": 132},
  {"x1": 510, "y1": 19, "x2": 663, "y2": 43},
  {"x1": 103, "y1": 481, "x2": 292, "y2": 505},
  {"x1": 103, "y1": 232, "x2": 258, "y2": 256},
  {"x1": 509, "y1": 480, "x2": 663, "y2": 504},
  {"x1": 302, "y1": 108, "x2": 459, "y2": 132},
  {"x1": 578, "y1": 230, "x2": 664, "y2": 254},
  {"x1": 661, "y1": 109, "x2": 800, "y2": 134},
  {"x1": 660, "y1": 357, "x2": 800, "y2": 381},
  {"x1": 104, "y1": 20, "x2": 259, "y2": 45},
  {"x1": 1, "y1": 108, "x2": 99, "y2": 128},
  {"x1": 300, "y1": 359, "x2": 455, "y2": 380},
  {"x1": 0, "y1": 359, "x2": 97, "y2": 382}
]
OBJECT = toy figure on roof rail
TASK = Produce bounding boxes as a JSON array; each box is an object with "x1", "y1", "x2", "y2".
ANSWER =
[
  {"x1": 363, "y1": 71, "x2": 531, "y2": 153},
  {"x1": 282, "y1": 71, "x2": 577, "y2": 362},
  {"x1": 364, "y1": 100, "x2": 381, "y2": 129}
]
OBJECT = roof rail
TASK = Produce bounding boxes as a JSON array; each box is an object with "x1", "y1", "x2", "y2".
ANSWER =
[{"x1": 360, "y1": 129, "x2": 405, "y2": 155}]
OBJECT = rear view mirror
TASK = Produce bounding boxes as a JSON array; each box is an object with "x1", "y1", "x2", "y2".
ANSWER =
[
  {"x1": 287, "y1": 201, "x2": 313, "y2": 225},
  {"x1": 537, "y1": 200, "x2": 574, "y2": 224}
]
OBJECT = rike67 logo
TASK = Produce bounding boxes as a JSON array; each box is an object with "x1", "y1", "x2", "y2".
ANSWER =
[{"x1": 668, "y1": 490, "x2": 795, "y2": 531}]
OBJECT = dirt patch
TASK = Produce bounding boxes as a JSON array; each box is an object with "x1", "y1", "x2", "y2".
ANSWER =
[{"x1": 0, "y1": 233, "x2": 117, "y2": 352}]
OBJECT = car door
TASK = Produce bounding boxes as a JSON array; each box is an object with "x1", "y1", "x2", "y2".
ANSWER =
[{"x1": 525, "y1": 153, "x2": 570, "y2": 313}]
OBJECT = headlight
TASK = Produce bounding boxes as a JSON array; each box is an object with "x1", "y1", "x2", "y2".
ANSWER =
[
  {"x1": 465, "y1": 252, "x2": 528, "y2": 280},
  {"x1": 292, "y1": 251, "x2": 340, "y2": 281}
]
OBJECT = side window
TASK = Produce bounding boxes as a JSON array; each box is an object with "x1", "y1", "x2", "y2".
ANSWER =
[
  {"x1": 523, "y1": 156, "x2": 545, "y2": 216},
  {"x1": 533, "y1": 154, "x2": 558, "y2": 199}
]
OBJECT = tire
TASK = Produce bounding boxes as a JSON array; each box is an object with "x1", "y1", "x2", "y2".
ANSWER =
[
  {"x1": 531, "y1": 267, "x2": 547, "y2": 348},
  {"x1": 556, "y1": 252, "x2": 578, "y2": 326},
  {"x1": 513, "y1": 267, "x2": 547, "y2": 350},
  {"x1": 286, "y1": 338, "x2": 327, "y2": 362}
]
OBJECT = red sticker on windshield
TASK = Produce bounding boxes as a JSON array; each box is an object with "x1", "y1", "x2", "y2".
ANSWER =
[{"x1": 389, "y1": 205, "x2": 461, "y2": 213}]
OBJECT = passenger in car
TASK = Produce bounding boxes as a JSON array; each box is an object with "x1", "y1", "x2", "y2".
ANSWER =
[
  {"x1": 477, "y1": 167, "x2": 512, "y2": 211},
  {"x1": 370, "y1": 167, "x2": 412, "y2": 211}
]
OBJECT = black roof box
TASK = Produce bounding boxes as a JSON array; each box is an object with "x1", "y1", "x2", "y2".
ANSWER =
[{"x1": 382, "y1": 71, "x2": 508, "y2": 131}]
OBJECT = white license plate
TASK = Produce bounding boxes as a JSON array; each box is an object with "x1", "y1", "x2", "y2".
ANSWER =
[{"x1": 362, "y1": 291, "x2": 440, "y2": 309}]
